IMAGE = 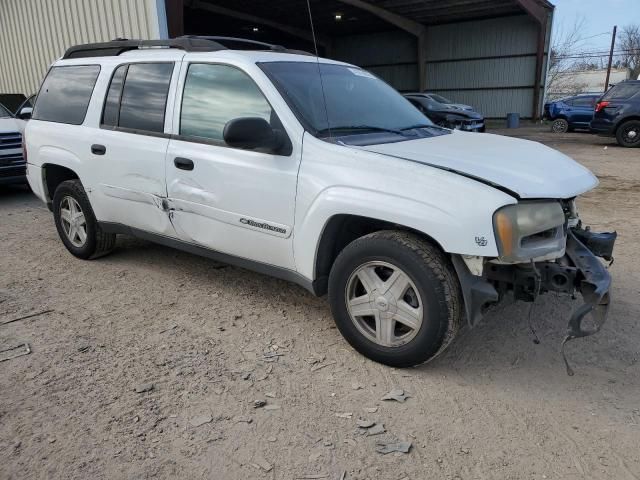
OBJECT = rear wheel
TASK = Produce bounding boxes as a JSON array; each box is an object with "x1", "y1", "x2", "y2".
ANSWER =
[
  {"x1": 53, "y1": 180, "x2": 116, "y2": 259},
  {"x1": 616, "y1": 120, "x2": 640, "y2": 148},
  {"x1": 551, "y1": 118, "x2": 569, "y2": 133},
  {"x1": 328, "y1": 230, "x2": 463, "y2": 367}
]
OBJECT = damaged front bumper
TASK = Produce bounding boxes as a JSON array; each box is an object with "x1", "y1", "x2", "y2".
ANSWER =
[{"x1": 452, "y1": 227, "x2": 616, "y2": 375}]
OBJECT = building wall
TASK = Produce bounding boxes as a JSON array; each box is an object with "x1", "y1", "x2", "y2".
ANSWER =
[
  {"x1": 0, "y1": 0, "x2": 166, "y2": 95},
  {"x1": 333, "y1": 15, "x2": 551, "y2": 118},
  {"x1": 548, "y1": 68, "x2": 631, "y2": 99}
]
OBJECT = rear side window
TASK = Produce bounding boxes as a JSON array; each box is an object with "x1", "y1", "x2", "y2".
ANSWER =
[
  {"x1": 32, "y1": 65, "x2": 100, "y2": 125},
  {"x1": 102, "y1": 63, "x2": 174, "y2": 133},
  {"x1": 572, "y1": 97, "x2": 596, "y2": 107},
  {"x1": 603, "y1": 83, "x2": 640, "y2": 101}
]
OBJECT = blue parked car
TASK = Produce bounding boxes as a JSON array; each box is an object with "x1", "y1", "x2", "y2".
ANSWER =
[{"x1": 544, "y1": 94, "x2": 600, "y2": 133}]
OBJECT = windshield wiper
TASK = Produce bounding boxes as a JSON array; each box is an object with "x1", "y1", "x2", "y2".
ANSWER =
[
  {"x1": 400, "y1": 124, "x2": 448, "y2": 131},
  {"x1": 316, "y1": 125, "x2": 406, "y2": 137}
]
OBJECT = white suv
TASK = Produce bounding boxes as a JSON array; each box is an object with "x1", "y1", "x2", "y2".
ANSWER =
[{"x1": 25, "y1": 37, "x2": 615, "y2": 370}]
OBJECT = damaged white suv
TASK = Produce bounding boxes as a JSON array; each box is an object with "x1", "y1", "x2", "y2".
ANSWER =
[{"x1": 26, "y1": 37, "x2": 616, "y2": 372}]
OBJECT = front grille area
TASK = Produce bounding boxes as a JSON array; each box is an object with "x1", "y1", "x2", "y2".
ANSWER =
[
  {"x1": 0, "y1": 131, "x2": 24, "y2": 165},
  {"x1": 0, "y1": 131, "x2": 25, "y2": 180}
]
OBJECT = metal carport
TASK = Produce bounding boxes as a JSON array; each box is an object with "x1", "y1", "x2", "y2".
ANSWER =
[{"x1": 168, "y1": 0, "x2": 554, "y2": 119}]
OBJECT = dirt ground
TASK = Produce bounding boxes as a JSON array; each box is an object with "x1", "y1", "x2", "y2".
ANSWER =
[{"x1": 1, "y1": 126, "x2": 639, "y2": 480}]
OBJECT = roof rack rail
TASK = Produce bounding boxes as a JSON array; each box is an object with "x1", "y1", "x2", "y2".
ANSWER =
[
  {"x1": 179, "y1": 36, "x2": 313, "y2": 56},
  {"x1": 62, "y1": 35, "x2": 313, "y2": 59},
  {"x1": 62, "y1": 37, "x2": 226, "y2": 59}
]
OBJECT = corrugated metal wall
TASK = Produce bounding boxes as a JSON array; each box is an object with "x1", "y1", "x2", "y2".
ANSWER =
[
  {"x1": 333, "y1": 15, "x2": 550, "y2": 118},
  {"x1": 0, "y1": 0, "x2": 165, "y2": 95}
]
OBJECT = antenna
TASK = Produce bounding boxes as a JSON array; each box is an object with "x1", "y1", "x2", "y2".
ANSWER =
[{"x1": 306, "y1": 0, "x2": 332, "y2": 138}]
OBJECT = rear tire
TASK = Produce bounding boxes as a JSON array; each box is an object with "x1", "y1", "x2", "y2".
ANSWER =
[
  {"x1": 53, "y1": 179, "x2": 116, "y2": 259},
  {"x1": 328, "y1": 230, "x2": 463, "y2": 367},
  {"x1": 615, "y1": 120, "x2": 640, "y2": 148},
  {"x1": 551, "y1": 118, "x2": 569, "y2": 133}
]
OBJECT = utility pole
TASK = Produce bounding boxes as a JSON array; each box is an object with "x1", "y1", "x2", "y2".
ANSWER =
[{"x1": 604, "y1": 26, "x2": 617, "y2": 92}]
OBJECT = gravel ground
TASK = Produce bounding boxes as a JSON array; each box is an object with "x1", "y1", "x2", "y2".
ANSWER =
[{"x1": 1, "y1": 126, "x2": 639, "y2": 480}]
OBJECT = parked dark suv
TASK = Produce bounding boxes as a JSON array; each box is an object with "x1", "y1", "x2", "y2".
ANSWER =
[{"x1": 591, "y1": 80, "x2": 640, "y2": 148}]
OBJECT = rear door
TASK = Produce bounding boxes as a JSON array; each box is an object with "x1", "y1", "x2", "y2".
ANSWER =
[
  {"x1": 165, "y1": 60, "x2": 302, "y2": 270},
  {"x1": 570, "y1": 96, "x2": 597, "y2": 126},
  {"x1": 90, "y1": 60, "x2": 181, "y2": 236}
]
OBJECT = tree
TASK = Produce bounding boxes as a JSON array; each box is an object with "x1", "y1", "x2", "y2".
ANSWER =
[
  {"x1": 546, "y1": 18, "x2": 590, "y2": 99},
  {"x1": 618, "y1": 24, "x2": 640, "y2": 79}
]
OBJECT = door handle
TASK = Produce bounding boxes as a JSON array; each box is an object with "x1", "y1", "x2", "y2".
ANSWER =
[
  {"x1": 174, "y1": 157, "x2": 194, "y2": 171},
  {"x1": 91, "y1": 144, "x2": 106, "y2": 155}
]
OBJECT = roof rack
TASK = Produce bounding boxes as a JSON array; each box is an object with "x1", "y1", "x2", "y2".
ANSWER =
[{"x1": 62, "y1": 36, "x2": 312, "y2": 59}]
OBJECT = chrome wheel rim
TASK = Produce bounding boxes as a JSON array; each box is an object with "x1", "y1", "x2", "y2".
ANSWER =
[
  {"x1": 60, "y1": 196, "x2": 87, "y2": 247},
  {"x1": 623, "y1": 126, "x2": 639, "y2": 144},
  {"x1": 552, "y1": 120, "x2": 567, "y2": 133},
  {"x1": 345, "y1": 261, "x2": 423, "y2": 347}
]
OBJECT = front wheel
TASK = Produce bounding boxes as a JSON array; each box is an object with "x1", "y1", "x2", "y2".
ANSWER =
[
  {"x1": 328, "y1": 231, "x2": 463, "y2": 367},
  {"x1": 616, "y1": 120, "x2": 640, "y2": 148}
]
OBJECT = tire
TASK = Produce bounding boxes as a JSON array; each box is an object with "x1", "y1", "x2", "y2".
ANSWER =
[
  {"x1": 328, "y1": 230, "x2": 463, "y2": 367},
  {"x1": 551, "y1": 118, "x2": 569, "y2": 133},
  {"x1": 52, "y1": 179, "x2": 116, "y2": 259},
  {"x1": 615, "y1": 120, "x2": 640, "y2": 148}
]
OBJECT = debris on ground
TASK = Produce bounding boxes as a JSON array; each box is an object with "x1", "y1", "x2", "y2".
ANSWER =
[
  {"x1": 253, "y1": 399, "x2": 267, "y2": 408},
  {"x1": 159, "y1": 324, "x2": 177, "y2": 334},
  {"x1": 351, "y1": 382, "x2": 364, "y2": 390},
  {"x1": 0, "y1": 343, "x2": 31, "y2": 362},
  {"x1": 1, "y1": 309, "x2": 54, "y2": 326},
  {"x1": 251, "y1": 455, "x2": 273, "y2": 472},
  {"x1": 311, "y1": 361, "x2": 337, "y2": 372},
  {"x1": 242, "y1": 372, "x2": 251, "y2": 380},
  {"x1": 335, "y1": 412, "x2": 353, "y2": 419},
  {"x1": 381, "y1": 388, "x2": 410, "y2": 403},
  {"x1": 363, "y1": 406, "x2": 378, "y2": 413},
  {"x1": 189, "y1": 414, "x2": 213, "y2": 427},
  {"x1": 267, "y1": 436, "x2": 277, "y2": 442},
  {"x1": 375, "y1": 439, "x2": 412, "y2": 454},
  {"x1": 356, "y1": 419, "x2": 375, "y2": 428},
  {"x1": 295, "y1": 475, "x2": 329, "y2": 479},
  {"x1": 365, "y1": 423, "x2": 386, "y2": 436},
  {"x1": 233, "y1": 416, "x2": 253, "y2": 424},
  {"x1": 134, "y1": 383, "x2": 154, "y2": 393}
]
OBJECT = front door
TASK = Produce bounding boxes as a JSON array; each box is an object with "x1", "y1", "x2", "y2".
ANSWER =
[{"x1": 165, "y1": 62, "x2": 301, "y2": 270}]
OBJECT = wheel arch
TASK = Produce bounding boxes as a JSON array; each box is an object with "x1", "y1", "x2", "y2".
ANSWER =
[
  {"x1": 42, "y1": 163, "x2": 80, "y2": 208},
  {"x1": 311, "y1": 213, "x2": 447, "y2": 296}
]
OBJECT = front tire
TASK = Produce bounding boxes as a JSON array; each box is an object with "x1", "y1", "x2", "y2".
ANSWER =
[
  {"x1": 53, "y1": 179, "x2": 116, "y2": 259},
  {"x1": 328, "y1": 231, "x2": 463, "y2": 367},
  {"x1": 616, "y1": 120, "x2": 640, "y2": 148}
]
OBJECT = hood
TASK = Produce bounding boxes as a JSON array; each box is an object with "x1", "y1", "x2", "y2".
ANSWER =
[
  {"x1": 0, "y1": 116, "x2": 24, "y2": 134},
  {"x1": 363, "y1": 131, "x2": 598, "y2": 199},
  {"x1": 448, "y1": 104, "x2": 474, "y2": 111}
]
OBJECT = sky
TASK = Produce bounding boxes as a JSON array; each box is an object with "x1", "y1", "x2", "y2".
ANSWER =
[{"x1": 551, "y1": 0, "x2": 640, "y2": 52}]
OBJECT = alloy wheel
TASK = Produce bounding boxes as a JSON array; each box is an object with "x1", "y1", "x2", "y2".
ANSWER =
[
  {"x1": 60, "y1": 196, "x2": 87, "y2": 247},
  {"x1": 345, "y1": 261, "x2": 423, "y2": 347}
]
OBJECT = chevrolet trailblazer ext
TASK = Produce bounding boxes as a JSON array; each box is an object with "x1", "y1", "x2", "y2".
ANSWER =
[{"x1": 25, "y1": 38, "x2": 615, "y2": 371}]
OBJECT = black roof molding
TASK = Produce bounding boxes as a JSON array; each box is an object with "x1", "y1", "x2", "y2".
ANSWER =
[{"x1": 62, "y1": 36, "x2": 312, "y2": 59}]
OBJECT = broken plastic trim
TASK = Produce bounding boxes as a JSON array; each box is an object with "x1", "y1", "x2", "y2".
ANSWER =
[{"x1": 561, "y1": 229, "x2": 612, "y2": 376}]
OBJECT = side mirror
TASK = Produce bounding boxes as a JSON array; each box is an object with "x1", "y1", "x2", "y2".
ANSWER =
[
  {"x1": 18, "y1": 107, "x2": 32, "y2": 120},
  {"x1": 223, "y1": 117, "x2": 283, "y2": 152}
]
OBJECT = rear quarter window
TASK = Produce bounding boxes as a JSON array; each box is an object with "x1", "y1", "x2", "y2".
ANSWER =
[
  {"x1": 32, "y1": 65, "x2": 100, "y2": 125},
  {"x1": 602, "y1": 83, "x2": 640, "y2": 101}
]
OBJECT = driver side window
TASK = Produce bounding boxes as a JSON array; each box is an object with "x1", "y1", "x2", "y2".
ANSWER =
[{"x1": 180, "y1": 63, "x2": 273, "y2": 142}]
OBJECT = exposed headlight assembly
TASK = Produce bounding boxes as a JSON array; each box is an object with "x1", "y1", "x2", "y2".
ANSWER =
[{"x1": 493, "y1": 201, "x2": 566, "y2": 262}]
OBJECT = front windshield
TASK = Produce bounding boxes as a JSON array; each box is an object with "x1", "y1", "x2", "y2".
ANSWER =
[
  {"x1": 429, "y1": 94, "x2": 453, "y2": 104},
  {"x1": 259, "y1": 62, "x2": 433, "y2": 136},
  {"x1": 0, "y1": 104, "x2": 11, "y2": 118}
]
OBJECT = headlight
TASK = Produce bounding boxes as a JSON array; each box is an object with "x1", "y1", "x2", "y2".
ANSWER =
[{"x1": 493, "y1": 201, "x2": 566, "y2": 262}]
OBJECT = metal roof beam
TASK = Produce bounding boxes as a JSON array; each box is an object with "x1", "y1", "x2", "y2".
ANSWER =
[
  {"x1": 336, "y1": 0, "x2": 427, "y2": 89},
  {"x1": 190, "y1": 0, "x2": 331, "y2": 47}
]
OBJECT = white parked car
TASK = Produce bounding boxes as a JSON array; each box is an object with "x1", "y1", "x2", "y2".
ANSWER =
[
  {"x1": 25, "y1": 37, "x2": 615, "y2": 371},
  {"x1": 0, "y1": 102, "x2": 28, "y2": 185}
]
